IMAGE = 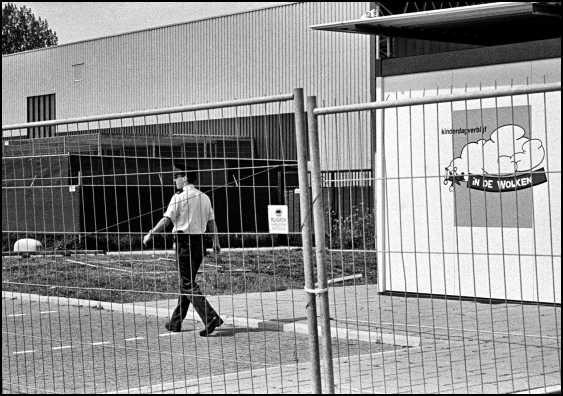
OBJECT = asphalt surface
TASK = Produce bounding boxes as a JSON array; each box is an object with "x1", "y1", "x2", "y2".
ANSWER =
[
  {"x1": 2, "y1": 297, "x2": 386, "y2": 394},
  {"x1": 2, "y1": 284, "x2": 561, "y2": 393}
]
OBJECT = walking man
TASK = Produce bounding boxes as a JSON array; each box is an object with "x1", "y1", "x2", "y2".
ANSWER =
[{"x1": 143, "y1": 162, "x2": 223, "y2": 336}]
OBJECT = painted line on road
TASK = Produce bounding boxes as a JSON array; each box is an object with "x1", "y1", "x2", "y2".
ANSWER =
[
  {"x1": 124, "y1": 337, "x2": 144, "y2": 342},
  {"x1": 13, "y1": 350, "x2": 35, "y2": 355},
  {"x1": 40, "y1": 310, "x2": 58, "y2": 314},
  {"x1": 52, "y1": 345, "x2": 73, "y2": 350},
  {"x1": 158, "y1": 332, "x2": 180, "y2": 337},
  {"x1": 278, "y1": 322, "x2": 419, "y2": 347},
  {"x1": 3, "y1": 291, "x2": 420, "y2": 347},
  {"x1": 91, "y1": 341, "x2": 111, "y2": 346},
  {"x1": 7, "y1": 313, "x2": 27, "y2": 317}
]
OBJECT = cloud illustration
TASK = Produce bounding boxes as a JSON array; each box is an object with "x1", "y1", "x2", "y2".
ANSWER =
[{"x1": 446, "y1": 125, "x2": 545, "y2": 177}]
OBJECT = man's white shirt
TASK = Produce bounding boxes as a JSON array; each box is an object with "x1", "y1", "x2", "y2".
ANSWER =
[{"x1": 163, "y1": 185, "x2": 215, "y2": 234}]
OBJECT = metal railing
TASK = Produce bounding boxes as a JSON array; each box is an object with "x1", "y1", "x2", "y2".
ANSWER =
[
  {"x1": 2, "y1": 82, "x2": 561, "y2": 394},
  {"x1": 1, "y1": 90, "x2": 334, "y2": 394},
  {"x1": 300, "y1": 81, "x2": 561, "y2": 393}
]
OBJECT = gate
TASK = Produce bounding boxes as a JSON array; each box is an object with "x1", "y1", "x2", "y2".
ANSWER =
[{"x1": 300, "y1": 82, "x2": 561, "y2": 393}]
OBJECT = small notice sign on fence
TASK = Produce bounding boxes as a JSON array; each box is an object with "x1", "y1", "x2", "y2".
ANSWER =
[{"x1": 268, "y1": 205, "x2": 289, "y2": 234}]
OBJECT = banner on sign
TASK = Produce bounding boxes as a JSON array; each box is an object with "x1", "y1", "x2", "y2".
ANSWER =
[{"x1": 465, "y1": 169, "x2": 547, "y2": 192}]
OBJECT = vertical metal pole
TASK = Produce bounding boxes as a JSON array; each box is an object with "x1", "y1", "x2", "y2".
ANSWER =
[
  {"x1": 306, "y1": 95, "x2": 335, "y2": 393},
  {"x1": 375, "y1": 83, "x2": 386, "y2": 293},
  {"x1": 374, "y1": 4, "x2": 380, "y2": 59},
  {"x1": 293, "y1": 88, "x2": 322, "y2": 394},
  {"x1": 373, "y1": 3, "x2": 387, "y2": 293}
]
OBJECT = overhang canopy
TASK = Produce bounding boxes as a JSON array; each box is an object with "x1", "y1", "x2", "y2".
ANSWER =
[{"x1": 310, "y1": 2, "x2": 561, "y2": 45}]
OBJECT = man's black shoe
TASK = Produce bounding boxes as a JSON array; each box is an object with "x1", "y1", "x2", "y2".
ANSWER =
[
  {"x1": 165, "y1": 321, "x2": 181, "y2": 332},
  {"x1": 199, "y1": 317, "x2": 224, "y2": 337}
]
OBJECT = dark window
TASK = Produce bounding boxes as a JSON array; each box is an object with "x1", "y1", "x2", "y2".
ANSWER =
[{"x1": 27, "y1": 93, "x2": 56, "y2": 138}]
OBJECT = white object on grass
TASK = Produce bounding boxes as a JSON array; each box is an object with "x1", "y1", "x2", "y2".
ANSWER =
[{"x1": 13, "y1": 239, "x2": 43, "y2": 254}]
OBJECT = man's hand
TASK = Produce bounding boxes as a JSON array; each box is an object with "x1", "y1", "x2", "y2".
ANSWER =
[
  {"x1": 143, "y1": 232, "x2": 152, "y2": 247},
  {"x1": 207, "y1": 219, "x2": 221, "y2": 254},
  {"x1": 143, "y1": 218, "x2": 171, "y2": 248}
]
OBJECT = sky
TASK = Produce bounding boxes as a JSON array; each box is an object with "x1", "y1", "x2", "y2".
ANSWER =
[{"x1": 8, "y1": 2, "x2": 293, "y2": 44}]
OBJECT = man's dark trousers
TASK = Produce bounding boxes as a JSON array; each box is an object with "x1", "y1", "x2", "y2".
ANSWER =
[{"x1": 168, "y1": 233, "x2": 220, "y2": 330}]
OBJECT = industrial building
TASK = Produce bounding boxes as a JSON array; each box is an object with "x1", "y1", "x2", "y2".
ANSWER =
[
  {"x1": 2, "y1": 2, "x2": 561, "y2": 255},
  {"x1": 2, "y1": 2, "x2": 373, "y2": 243}
]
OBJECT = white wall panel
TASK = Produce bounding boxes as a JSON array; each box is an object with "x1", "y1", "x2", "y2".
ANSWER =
[{"x1": 378, "y1": 58, "x2": 561, "y2": 303}]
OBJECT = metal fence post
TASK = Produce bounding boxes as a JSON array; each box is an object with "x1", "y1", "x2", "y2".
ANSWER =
[
  {"x1": 293, "y1": 88, "x2": 322, "y2": 394},
  {"x1": 306, "y1": 95, "x2": 335, "y2": 393}
]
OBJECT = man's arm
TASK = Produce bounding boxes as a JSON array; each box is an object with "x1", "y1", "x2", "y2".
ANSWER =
[
  {"x1": 143, "y1": 217, "x2": 171, "y2": 246},
  {"x1": 206, "y1": 219, "x2": 220, "y2": 253}
]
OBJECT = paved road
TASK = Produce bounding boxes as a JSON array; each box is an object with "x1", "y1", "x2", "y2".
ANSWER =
[
  {"x1": 2, "y1": 295, "x2": 386, "y2": 394},
  {"x1": 145, "y1": 285, "x2": 562, "y2": 393},
  {"x1": 2, "y1": 284, "x2": 561, "y2": 393}
]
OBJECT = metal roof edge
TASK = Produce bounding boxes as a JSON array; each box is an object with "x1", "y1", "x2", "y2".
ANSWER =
[
  {"x1": 310, "y1": 2, "x2": 533, "y2": 30},
  {"x1": 2, "y1": 2, "x2": 300, "y2": 59}
]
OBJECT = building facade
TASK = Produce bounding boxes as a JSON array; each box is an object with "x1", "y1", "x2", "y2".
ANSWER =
[
  {"x1": 2, "y1": 2, "x2": 373, "y2": 170},
  {"x1": 2, "y1": 2, "x2": 561, "y2": 277},
  {"x1": 310, "y1": 1, "x2": 561, "y2": 303}
]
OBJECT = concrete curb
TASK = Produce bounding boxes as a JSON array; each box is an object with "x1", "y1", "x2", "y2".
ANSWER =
[
  {"x1": 284, "y1": 322, "x2": 417, "y2": 347},
  {"x1": 512, "y1": 385, "x2": 561, "y2": 394},
  {"x1": 2, "y1": 291, "x2": 419, "y2": 347},
  {"x1": 106, "y1": 246, "x2": 300, "y2": 256}
]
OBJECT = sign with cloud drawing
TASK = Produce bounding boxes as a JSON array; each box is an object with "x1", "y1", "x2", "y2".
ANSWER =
[
  {"x1": 441, "y1": 106, "x2": 547, "y2": 228},
  {"x1": 376, "y1": 82, "x2": 561, "y2": 304},
  {"x1": 444, "y1": 124, "x2": 547, "y2": 193}
]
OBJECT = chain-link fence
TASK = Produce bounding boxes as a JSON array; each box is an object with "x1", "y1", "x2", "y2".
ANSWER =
[
  {"x1": 303, "y1": 81, "x2": 561, "y2": 393},
  {"x1": 2, "y1": 90, "x2": 341, "y2": 394},
  {"x1": 2, "y1": 83, "x2": 561, "y2": 394}
]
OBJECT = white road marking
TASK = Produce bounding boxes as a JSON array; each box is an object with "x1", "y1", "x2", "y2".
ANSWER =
[
  {"x1": 7, "y1": 313, "x2": 27, "y2": 317},
  {"x1": 40, "y1": 310, "x2": 58, "y2": 314},
  {"x1": 158, "y1": 332, "x2": 179, "y2": 337},
  {"x1": 124, "y1": 337, "x2": 144, "y2": 342},
  {"x1": 91, "y1": 341, "x2": 111, "y2": 346},
  {"x1": 13, "y1": 350, "x2": 35, "y2": 355},
  {"x1": 52, "y1": 345, "x2": 73, "y2": 350}
]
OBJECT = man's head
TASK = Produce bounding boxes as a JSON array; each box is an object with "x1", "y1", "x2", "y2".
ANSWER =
[{"x1": 173, "y1": 162, "x2": 197, "y2": 190}]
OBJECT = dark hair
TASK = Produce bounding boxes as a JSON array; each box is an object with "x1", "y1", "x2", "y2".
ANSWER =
[{"x1": 173, "y1": 162, "x2": 197, "y2": 182}]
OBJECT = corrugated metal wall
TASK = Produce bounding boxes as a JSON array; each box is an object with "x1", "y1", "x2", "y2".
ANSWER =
[
  {"x1": 2, "y1": 155, "x2": 81, "y2": 233},
  {"x1": 2, "y1": 2, "x2": 372, "y2": 171},
  {"x1": 2, "y1": 2, "x2": 369, "y2": 110}
]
